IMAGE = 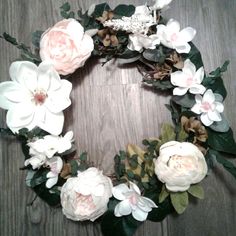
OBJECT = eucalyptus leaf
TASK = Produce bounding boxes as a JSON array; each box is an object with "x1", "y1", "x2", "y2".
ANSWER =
[
  {"x1": 159, "y1": 185, "x2": 170, "y2": 203},
  {"x1": 172, "y1": 93, "x2": 195, "y2": 108},
  {"x1": 209, "y1": 115, "x2": 230, "y2": 133},
  {"x1": 170, "y1": 192, "x2": 189, "y2": 214},
  {"x1": 188, "y1": 184, "x2": 204, "y2": 199}
]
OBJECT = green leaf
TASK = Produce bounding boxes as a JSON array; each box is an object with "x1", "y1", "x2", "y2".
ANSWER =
[
  {"x1": 143, "y1": 47, "x2": 165, "y2": 63},
  {"x1": 172, "y1": 94, "x2": 195, "y2": 108},
  {"x1": 214, "y1": 151, "x2": 236, "y2": 179},
  {"x1": 29, "y1": 168, "x2": 48, "y2": 187},
  {"x1": 93, "y1": 3, "x2": 111, "y2": 18},
  {"x1": 188, "y1": 184, "x2": 204, "y2": 199},
  {"x1": 60, "y1": 2, "x2": 70, "y2": 12},
  {"x1": 177, "y1": 125, "x2": 189, "y2": 142},
  {"x1": 2, "y1": 32, "x2": 18, "y2": 45},
  {"x1": 209, "y1": 60, "x2": 230, "y2": 77},
  {"x1": 209, "y1": 115, "x2": 230, "y2": 133},
  {"x1": 113, "y1": 4, "x2": 135, "y2": 17},
  {"x1": 159, "y1": 185, "x2": 170, "y2": 203},
  {"x1": 160, "y1": 123, "x2": 176, "y2": 143},
  {"x1": 170, "y1": 191, "x2": 189, "y2": 214},
  {"x1": 70, "y1": 160, "x2": 80, "y2": 176},
  {"x1": 79, "y1": 152, "x2": 87, "y2": 161},
  {"x1": 182, "y1": 42, "x2": 204, "y2": 69},
  {"x1": 207, "y1": 128, "x2": 236, "y2": 155},
  {"x1": 32, "y1": 30, "x2": 44, "y2": 48}
]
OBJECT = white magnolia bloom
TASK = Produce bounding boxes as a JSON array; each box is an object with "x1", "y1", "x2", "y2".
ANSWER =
[
  {"x1": 191, "y1": 89, "x2": 224, "y2": 126},
  {"x1": 103, "y1": 5, "x2": 155, "y2": 35},
  {"x1": 24, "y1": 154, "x2": 46, "y2": 170},
  {"x1": 46, "y1": 156, "x2": 63, "y2": 188},
  {"x1": 154, "y1": 141, "x2": 207, "y2": 192},
  {"x1": 151, "y1": 0, "x2": 173, "y2": 10},
  {"x1": 156, "y1": 19, "x2": 196, "y2": 53},
  {"x1": 61, "y1": 167, "x2": 113, "y2": 221},
  {"x1": 171, "y1": 59, "x2": 205, "y2": 96},
  {"x1": 0, "y1": 61, "x2": 72, "y2": 135},
  {"x1": 128, "y1": 33, "x2": 160, "y2": 52},
  {"x1": 113, "y1": 182, "x2": 157, "y2": 221},
  {"x1": 28, "y1": 131, "x2": 74, "y2": 158}
]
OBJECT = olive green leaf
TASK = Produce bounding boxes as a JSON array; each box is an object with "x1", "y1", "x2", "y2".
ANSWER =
[
  {"x1": 188, "y1": 184, "x2": 204, "y2": 199},
  {"x1": 159, "y1": 185, "x2": 170, "y2": 203},
  {"x1": 170, "y1": 191, "x2": 189, "y2": 214}
]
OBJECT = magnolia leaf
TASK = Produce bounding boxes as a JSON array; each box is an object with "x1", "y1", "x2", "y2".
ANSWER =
[
  {"x1": 159, "y1": 185, "x2": 170, "y2": 203},
  {"x1": 26, "y1": 170, "x2": 37, "y2": 187},
  {"x1": 170, "y1": 191, "x2": 189, "y2": 214},
  {"x1": 93, "y1": 3, "x2": 111, "y2": 17},
  {"x1": 143, "y1": 48, "x2": 165, "y2": 63},
  {"x1": 113, "y1": 4, "x2": 135, "y2": 17},
  {"x1": 188, "y1": 184, "x2": 204, "y2": 199},
  {"x1": 209, "y1": 114, "x2": 230, "y2": 133},
  {"x1": 207, "y1": 128, "x2": 236, "y2": 155}
]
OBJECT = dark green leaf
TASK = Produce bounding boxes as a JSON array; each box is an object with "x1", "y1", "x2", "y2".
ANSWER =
[
  {"x1": 93, "y1": 3, "x2": 111, "y2": 18},
  {"x1": 209, "y1": 114, "x2": 230, "y2": 133},
  {"x1": 29, "y1": 168, "x2": 48, "y2": 187},
  {"x1": 207, "y1": 128, "x2": 236, "y2": 155},
  {"x1": 79, "y1": 152, "x2": 87, "y2": 161},
  {"x1": 172, "y1": 93, "x2": 195, "y2": 108},
  {"x1": 2, "y1": 32, "x2": 18, "y2": 45},
  {"x1": 113, "y1": 4, "x2": 135, "y2": 17},
  {"x1": 159, "y1": 185, "x2": 170, "y2": 203},
  {"x1": 209, "y1": 60, "x2": 230, "y2": 77},
  {"x1": 70, "y1": 160, "x2": 80, "y2": 176},
  {"x1": 32, "y1": 30, "x2": 44, "y2": 48},
  {"x1": 60, "y1": 2, "x2": 70, "y2": 12}
]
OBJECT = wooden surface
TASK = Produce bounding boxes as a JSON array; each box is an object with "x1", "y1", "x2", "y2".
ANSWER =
[{"x1": 0, "y1": 0, "x2": 236, "y2": 235}]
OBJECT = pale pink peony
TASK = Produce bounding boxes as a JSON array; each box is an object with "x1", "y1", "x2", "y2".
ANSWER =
[
  {"x1": 40, "y1": 19, "x2": 94, "y2": 75},
  {"x1": 60, "y1": 167, "x2": 113, "y2": 221}
]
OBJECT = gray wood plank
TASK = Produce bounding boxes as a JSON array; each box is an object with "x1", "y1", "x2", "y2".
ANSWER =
[{"x1": 0, "y1": 0, "x2": 235, "y2": 236}]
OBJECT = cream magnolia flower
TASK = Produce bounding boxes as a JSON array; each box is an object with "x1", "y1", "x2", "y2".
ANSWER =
[
  {"x1": 171, "y1": 59, "x2": 205, "y2": 96},
  {"x1": 0, "y1": 61, "x2": 72, "y2": 135},
  {"x1": 40, "y1": 19, "x2": 94, "y2": 75},
  {"x1": 151, "y1": 0, "x2": 173, "y2": 10},
  {"x1": 46, "y1": 156, "x2": 63, "y2": 188},
  {"x1": 156, "y1": 19, "x2": 196, "y2": 53},
  {"x1": 60, "y1": 167, "x2": 113, "y2": 221},
  {"x1": 191, "y1": 89, "x2": 224, "y2": 126},
  {"x1": 154, "y1": 141, "x2": 207, "y2": 192},
  {"x1": 113, "y1": 182, "x2": 157, "y2": 221},
  {"x1": 128, "y1": 33, "x2": 160, "y2": 52},
  {"x1": 28, "y1": 131, "x2": 74, "y2": 158}
]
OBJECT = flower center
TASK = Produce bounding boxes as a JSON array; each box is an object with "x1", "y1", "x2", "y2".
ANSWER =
[
  {"x1": 201, "y1": 102, "x2": 212, "y2": 112},
  {"x1": 33, "y1": 90, "x2": 47, "y2": 105},
  {"x1": 129, "y1": 193, "x2": 138, "y2": 205},
  {"x1": 171, "y1": 33, "x2": 178, "y2": 42},
  {"x1": 75, "y1": 193, "x2": 96, "y2": 214},
  {"x1": 186, "y1": 77, "x2": 194, "y2": 86}
]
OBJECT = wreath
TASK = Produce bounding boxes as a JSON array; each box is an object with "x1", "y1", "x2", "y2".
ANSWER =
[{"x1": 0, "y1": 1, "x2": 236, "y2": 235}]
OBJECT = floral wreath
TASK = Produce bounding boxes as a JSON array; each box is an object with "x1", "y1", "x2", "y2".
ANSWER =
[{"x1": 0, "y1": 1, "x2": 236, "y2": 235}]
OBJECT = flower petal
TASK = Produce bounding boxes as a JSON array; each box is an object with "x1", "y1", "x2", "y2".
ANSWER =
[
  {"x1": 202, "y1": 89, "x2": 215, "y2": 103},
  {"x1": 208, "y1": 110, "x2": 222, "y2": 122},
  {"x1": 167, "y1": 19, "x2": 180, "y2": 33},
  {"x1": 37, "y1": 110, "x2": 64, "y2": 135},
  {"x1": 179, "y1": 27, "x2": 196, "y2": 42},
  {"x1": 201, "y1": 113, "x2": 213, "y2": 126},
  {"x1": 129, "y1": 182, "x2": 141, "y2": 195},
  {"x1": 170, "y1": 71, "x2": 185, "y2": 86},
  {"x1": 173, "y1": 87, "x2": 188, "y2": 96},
  {"x1": 114, "y1": 200, "x2": 132, "y2": 217},
  {"x1": 112, "y1": 184, "x2": 130, "y2": 201},
  {"x1": 46, "y1": 176, "x2": 58, "y2": 188},
  {"x1": 183, "y1": 59, "x2": 196, "y2": 76},
  {"x1": 191, "y1": 103, "x2": 202, "y2": 114},
  {"x1": 10, "y1": 61, "x2": 38, "y2": 92},
  {"x1": 175, "y1": 43, "x2": 191, "y2": 53},
  {"x1": 193, "y1": 67, "x2": 204, "y2": 83},
  {"x1": 215, "y1": 102, "x2": 224, "y2": 113},
  {"x1": 132, "y1": 207, "x2": 148, "y2": 221},
  {"x1": 189, "y1": 84, "x2": 206, "y2": 94}
]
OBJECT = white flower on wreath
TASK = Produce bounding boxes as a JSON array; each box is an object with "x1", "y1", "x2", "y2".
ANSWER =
[
  {"x1": 154, "y1": 141, "x2": 207, "y2": 192},
  {"x1": 60, "y1": 167, "x2": 113, "y2": 221},
  {"x1": 191, "y1": 89, "x2": 224, "y2": 126},
  {"x1": 156, "y1": 19, "x2": 196, "y2": 53},
  {"x1": 112, "y1": 182, "x2": 157, "y2": 221},
  {"x1": 128, "y1": 33, "x2": 160, "y2": 52},
  {"x1": 151, "y1": 0, "x2": 174, "y2": 10},
  {"x1": 0, "y1": 61, "x2": 72, "y2": 135},
  {"x1": 24, "y1": 154, "x2": 46, "y2": 170},
  {"x1": 45, "y1": 156, "x2": 63, "y2": 188},
  {"x1": 28, "y1": 131, "x2": 74, "y2": 159},
  {"x1": 171, "y1": 59, "x2": 205, "y2": 96}
]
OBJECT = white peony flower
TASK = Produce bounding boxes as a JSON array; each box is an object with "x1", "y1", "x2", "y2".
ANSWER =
[
  {"x1": 60, "y1": 167, "x2": 113, "y2": 221},
  {"x1": 156, "y1": 19, "x2": 196, "y2": 53},
  {"x1": 191, "y1": 89, "x2": 224, "y2": 126},
  {"x1": 113, "y1": 182, "x2": 157, "y2": 221},
  {"x1": 171, "y1": 59, "x2": 205, "y2": 96},
  {"x1": 128, "y1": 33, "x2": 160, "y2": 52},
  {"x1": 28, "y1": 131, "x2": 74, "y2": 158},
  {"x1": 0, "y1": 61, "x2": 72, "y2": 135},
  {"x1": 151, "y1": 0, "x2": 173, "y2": 10},
  {"x1": 154, "y1": 141, "x2": 207, "y2": 192},
  {"x1": 45, "y1": 156, "x2": 63, "y2": 188},
  {"x1": 24, "y1": 154, "x2": 46, "y2": 170}
]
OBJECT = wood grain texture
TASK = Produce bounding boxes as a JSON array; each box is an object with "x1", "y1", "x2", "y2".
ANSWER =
[{"x1": 0, "y1": 0, "x2": 235, "y2": 236}]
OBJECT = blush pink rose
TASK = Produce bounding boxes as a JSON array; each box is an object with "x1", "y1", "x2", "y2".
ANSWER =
[{"x1": 40, "y1": 18, "x2": 94, "y2": 75}]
